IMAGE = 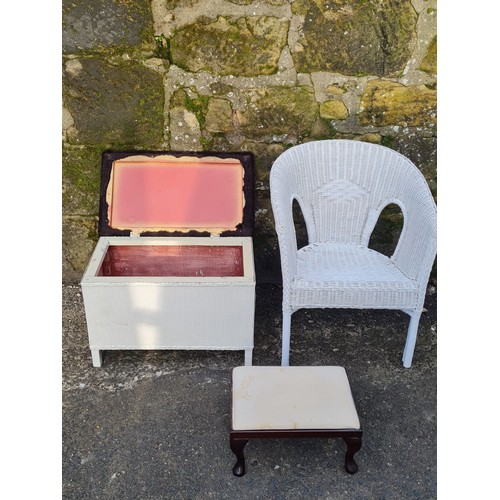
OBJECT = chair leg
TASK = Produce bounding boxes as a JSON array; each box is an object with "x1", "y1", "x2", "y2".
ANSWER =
[
  {"x1": 402, "y1": 311, "x2": 421, "y2": 368},
  {"x1": 281, "y1": 310, "x2": 292, "y2": 366}
]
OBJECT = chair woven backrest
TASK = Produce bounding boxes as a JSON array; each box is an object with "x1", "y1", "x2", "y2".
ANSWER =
[{"x1": 270, "y1": 140, "x2": 437, "y2": 279}]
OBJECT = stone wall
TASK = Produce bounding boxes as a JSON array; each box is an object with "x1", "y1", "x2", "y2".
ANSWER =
[{"x1": 62, "y1": 0, "x2": 437, "y2": 284}]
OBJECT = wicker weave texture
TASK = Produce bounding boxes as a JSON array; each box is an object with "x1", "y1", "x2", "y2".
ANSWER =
[
  {"x1": 80, "y1": 236, "x2": 256, "y2": 366},
  {"x1": 82, "y1": 283, "x2": 255, "y2": 350},
  {"x1": 270, "y1": 140, "x2": 437, "y2": 368}
]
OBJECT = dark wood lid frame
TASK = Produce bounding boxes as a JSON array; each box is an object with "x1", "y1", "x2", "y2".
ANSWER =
[{"x1": 98, "y1": 150, "x2": 255, "y2": 238}]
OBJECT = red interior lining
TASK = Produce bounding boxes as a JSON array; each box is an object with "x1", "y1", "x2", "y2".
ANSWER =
[{"x1": 97, "y1": 245, "x2": 244, "y2": 277}]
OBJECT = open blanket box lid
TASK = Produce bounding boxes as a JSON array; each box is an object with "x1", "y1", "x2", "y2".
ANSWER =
[
  {"x1": 93, "y1": 150, "x2": 254, "y2": 278},
  {"x1": 99, "y1": 150, "x2": 254, "y2": 237}
]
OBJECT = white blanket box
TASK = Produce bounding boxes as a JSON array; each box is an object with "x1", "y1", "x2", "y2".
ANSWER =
[{"x1": 81, "y1": 151, "x2": 256, "y2": 367}]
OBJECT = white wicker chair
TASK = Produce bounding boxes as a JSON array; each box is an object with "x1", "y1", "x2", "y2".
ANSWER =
[{"x1": 270, "y1": 140, "x2": 437, "y2": 368}]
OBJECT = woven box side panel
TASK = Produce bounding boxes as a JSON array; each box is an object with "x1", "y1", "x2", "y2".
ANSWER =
[{"x1": 81, "y1": 284, "x2": 255, "y2": 350}]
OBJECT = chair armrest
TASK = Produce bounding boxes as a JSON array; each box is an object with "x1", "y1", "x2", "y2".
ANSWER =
[
  {"x1": 270, "y1": 170, "x2": 299, "y2": 288},
  {"x1": 391, "y1": 204, "x2": 437, "y2": 287}
]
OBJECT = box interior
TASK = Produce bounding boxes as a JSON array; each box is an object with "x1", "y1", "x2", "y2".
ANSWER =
[{"x1": 96, "y1": 244, "x2": 244, "y2": 277}]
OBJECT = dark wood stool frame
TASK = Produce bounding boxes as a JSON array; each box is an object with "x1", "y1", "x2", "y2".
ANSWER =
[{"x1": 229, "y1": 373, "x2": 363, "y2": 477}]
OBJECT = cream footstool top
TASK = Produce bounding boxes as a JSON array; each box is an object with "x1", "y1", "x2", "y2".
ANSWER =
[{"x1": 232, "y1": 366, "x2": 360, "y2": 431}]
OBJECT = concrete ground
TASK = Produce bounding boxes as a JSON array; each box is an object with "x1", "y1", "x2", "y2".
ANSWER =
[{"x1": 62, "y1": 281, "x2": 437, "y2": 499}]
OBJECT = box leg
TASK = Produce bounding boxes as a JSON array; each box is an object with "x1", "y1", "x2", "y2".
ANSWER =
[
  {"x1": 91, "y1": 349, "x2": 103, "y2": 367},
  {"x1": 244, "y1": 348, "x2": 252, "y2": 366}
]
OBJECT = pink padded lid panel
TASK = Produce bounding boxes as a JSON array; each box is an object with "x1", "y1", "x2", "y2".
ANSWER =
[{"x1": 106, "y1": 156, "x2": 245, "y2": 234}]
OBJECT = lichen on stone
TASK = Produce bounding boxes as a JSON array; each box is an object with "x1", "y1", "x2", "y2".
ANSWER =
[
  {"x1": 63, "y1": 58, "x2": 164, "y2": 146},
  {"x1": 205, "y1": 98, "x2": 234, "y2": 133},
  {"x1": 291, "y1": 0, "x2": 417, "y2": 77},
  {"x1": 169, "y1": 107, "x2": 202, "y2": 151},
  {"x1": 359, "y1": 80, "x2": 437, "y2": 127},
  {"x1": 63, "y1": 0, "x2": 154, "y2": 54},
  {"x1": 420, "y1": 36, "x2": 437, "y2": 75},
  {"x1": 320, "y1": 100, "x2": 349, "y2": 120},
  {"x1": 62, "y1": 216, "x2": 100, "y2": 282},
  {"x1": 326, "y1": 84, "x2": 346, "y2": 96},
  {"x1": 310, "y1": 118, "x2": 336, "y2": 140},
  {"x1": 62, "y1": 146, "x2": 102, "y2": 216},
  {"x1": 356, "y1": 133, "x2": 381, "y2": 144},
  {"x1": 237, "y1": 86, "x2": 318, "y2": 140},
  {"x1": 170, "y1": 16, "x2": 289, "y2": 76}
]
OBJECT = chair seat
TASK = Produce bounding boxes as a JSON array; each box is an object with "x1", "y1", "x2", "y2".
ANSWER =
[{"x1": 291, "y1": 243, "x2": 419, "y2": 309}]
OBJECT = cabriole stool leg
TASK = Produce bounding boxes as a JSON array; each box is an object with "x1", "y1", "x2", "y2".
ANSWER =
[
  {"x1": 230, "y1": 436, "x2": 249, "y2": 477},
  {"x1": 343, "y1": 435, "x2": 362, "y2": 474}
]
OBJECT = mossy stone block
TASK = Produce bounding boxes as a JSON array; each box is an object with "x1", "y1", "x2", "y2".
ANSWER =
[
  {"x1": 359, "y1": 80, "x2": 437, "y2": 127},
  {"x1": 62, "y1": 146, "x2": 102, "y2": 216},
  {"x1": 62, "y1": 217, "x2": 99, "y2": 283},
  {"x1": 171, "y1": 16, "x2": 289, "y2": 76},
  {"x1": 310, "y1": 118, "x2": 336, "y2": 140},
  {"x1": 420, "y1": 36, "x2": 437, "y2": 75},
  {"x1": 169, "y1": 107, "x2": 202, "y2": 151},
  {"x1": 205, "y1": 99, "x2": 233, "y2": 133},
  {"x1": 292, "y1": 0, "x2": 417, "y2": 76},
  {"x1": 63, "y1": 58, "x2": 164, "y2": 146},
  {"x1": 62, "y1": 0, "x2": 154, "y2": 54},
  {"x1": 320, "y1": 100, "x2": 349, "y2": 120},
  {"x1": 237, "y1": 86, "x2": 318, "y2": 139}
]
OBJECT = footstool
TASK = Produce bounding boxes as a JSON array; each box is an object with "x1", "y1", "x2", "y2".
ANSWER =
[{"x1": 229, "y1": 366, "x2": 362, "y2": 477}]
